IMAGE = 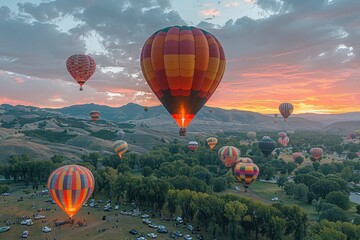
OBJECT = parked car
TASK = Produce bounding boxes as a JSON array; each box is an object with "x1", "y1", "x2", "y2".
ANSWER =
[
  {"x1": 21, "y1": 230, "x2": 30, "y2": 238},
  {"x1": 1, "y1": 193, "x2": 10, "y2": 196},
  {"x1": 115, "y1": 205, "x2": 120, "y2": 210},
  {"x1": 184, "y1": 235, "x2": 192, "y2": 240},
  {"x1": 142, "y1": 219, "x2": 152, "y2": 224},
  {"x1": 147, "y1": 232, "x2": 157, "y2": 238},
  {"x1": 174, "y1": 231, "x2": 183, "y2": 237},
  {"x1": 141, "y1": 214, "x2": 149, "y2": 218},
  {"x1": 136, "y1": 237, "x2": 147, "y2": 240},
  {"x1": 148, "y1": 223, "x2": 158, "y2": 228},
  {"x1": 175, "y1": 216, "x2": 183, "y2": 224},
  {"x1": 0, "y1": 226, "x2": 10, "y2": 233},
  {"x1": 157, "y1": 228, "x2": 168, "y2": 233},
  {"x1": 129, "y1": 229, "x2": 138, "y2": 235},
  {"x1": 20, "y1": 219, "x2": 33, "y2": 226},
  {"x1": 42, "y1": 226, "x2": 52, "y2": 233},
  {"x1": 188, "y1": 224, "x2": 194, "y2": 231},
  {"x1": 196, "y1": 234, "x2": 204, "y2": 239},
  {"x1": 271, "y1": 197, "x2": 279, "y2": 201}
]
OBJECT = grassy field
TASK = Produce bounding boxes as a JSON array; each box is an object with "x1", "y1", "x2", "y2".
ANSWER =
[{"x1": 0, "y1": 186, "x2": 203, "y2": 240}]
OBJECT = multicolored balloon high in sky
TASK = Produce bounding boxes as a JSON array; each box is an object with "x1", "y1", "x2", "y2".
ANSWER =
[
  {"x1": 279, "y1": 103, "x2": 294, "y2": 121},
  {"x1": 140, "y1": 26, "x2": 226, "y2": 136},
  {"x1": 47, "y1": 165, "x2": 95, "y2": 218},
  {"x1": 66, "y1": 54, "x2": 96, "y2": 91}
]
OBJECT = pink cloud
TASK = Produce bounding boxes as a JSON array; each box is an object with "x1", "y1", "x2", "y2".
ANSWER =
[
  {"x1": 13, "y1": 77, "x2": 25, "y2": 84},
  {"x1": 200, "y1": 9, "x2": 220, "y2": 16}
]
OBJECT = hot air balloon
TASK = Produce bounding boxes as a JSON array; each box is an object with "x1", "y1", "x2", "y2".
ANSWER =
[
  {"x1": 113, "y1": 140, "x2": 128, "y2": 158},
  {"x1": 66, "y1": 54, "x2": 96, "y2": 91},
  {"x1": 310, "y1": 147, "x2": 323, "y2": 161},
  {"x1": 218, "y1": 146, "x2": 240, "y2": 167},
  {"x1": 258, "y1": 136, "x2": 276, "y2": 157},
  {"x1": 140, "y1": 26, "x2": 226, "y2": 136},
  {"x1": 207, "y1": 137, "x2": 218, "y2": 149},
  {"x1": 279, "y1": 103, "x2": 294, "y2": 121},
  {"x1": 188, "y1": 141, "x2": 199, "y2": 151},
  {"x1": 47, "y1": 165, "x2": 94, "y2": 218},
  {"x1": 278, "y1": 136, "x2": 289, "y2": 147},
  {"x1": 292, "y1": 152, "x2": 303, "y2": 161},
  {"x1": 247, "y1": 131, "x2": 256, "y2": 141},
  {"x1": 90, "y1": 110, "x2": 100, "y2": 122},
  {"x1": 356, "y1": 130, "x2": 360, "y2": 135},
  {"x1": 234, "y1": 162, "x2": 259, "y2": 192},
  {"x1": 238, "y1": 157, "x2": 253, "y2": 164},
  {"x1": 116, "y1": 130, "x2": 125, "y2": 139},
  {"x1": 144, "y1": 106, "x2": 149, "y2": 112},
  {"x1": 278, "y1": 132, "x2": 287, "y2": 138},
  {"x1": 274, "y1": 113, "x2": 278, "y2": 124}
]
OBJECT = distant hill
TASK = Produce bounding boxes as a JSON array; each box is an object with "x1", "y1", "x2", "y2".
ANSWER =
[{"x1": 1, "y1": 103, "x2": 359, "y2": 163}]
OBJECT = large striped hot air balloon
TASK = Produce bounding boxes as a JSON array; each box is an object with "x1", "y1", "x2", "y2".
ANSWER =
[
  {"x1": 206, "y1": 137, "x2": 218, "y2": 149},
  {"x1": 140, "y1": 26, "x2": 226, "y2": 136},
  {"x1": 218, "y1": 146, "x2": 241, "y2": 167},
  {"x1": 66, "y1": 54, "x2": 96, "y2": 91},
  {"x1": 278, "y1": 136, "x2": 289, "y2": 147},
  {"x1": 279, "y1": 103, "x2": 294, "y2": 121},
  {"x1": 113, "y1": 140, "x2": 128, "y2": 158},
  {"x1": 310, "y1": 147, "x2": 323, "y2": 161},
  {"x1": 234, "y1": 162, "x2": 259, "y2": 192},
  {"x1": 258, "y1": 136, "x2": 276, "y2": 157},
  {"x1": 47, "y1": 165, "x2": 95, "y2": 218},
  {"x1": 188, "y1": 141, "x2": 199, "y2": 151},
  {"x1": 90, "y1": 110, "x2": 100, "y2": 122},
  {"x1": 247, "y1": 131, "x2": 256, "y2": 141}
]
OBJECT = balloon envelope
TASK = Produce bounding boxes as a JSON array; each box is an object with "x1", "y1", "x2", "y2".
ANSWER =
[
  {"x1": 258, "y1": 136, "x2": 276, "y2": 157},
  {"x1": 238, "y1": 157, "x2": 253, "y2": 164},
  {"x1": 278, "y1": 136, "x2": 289, "y2": 147},
  {"x1": 90, "y1": 110, "x2": 100, "y2": 122},
  {"x1": 116, "y1": 130, "x2": 125, "y2": 139},
  {"x1": 218, "y1": 146, "x2": 240, "y2": 167},
  {"x1": 47, "y1": 165, "x2": 95, "y2": 218},
  {"x1": 234, "y1": 162, "x2": 259, "y2": 189},
  {"x1": 66, "y1": 54, "x2": 96, "y2": 91},
  {"x1": 140, "y1": 26, "x2": 226, "y2": 135},
  {"x1": 292, "y1": 152, "x2": 303, "y2": 161},
  {"x1": 206, "y1": 137, "x2": 218, "y2": 149},
  {"x1": 279, "y1": 103, "x2": 294, "y2": 120},
  {"x1": 247, "y1": 131, "x2": 256, "y2": 140},
  {"x1": 310, "y1": 147, "x2": 323, "y2": 160},
  {"x1": 188, "y1": 141, "x2": 199, "y2": 151},
  {"x1": 113, "y1": 140, "x2": 128, "y2": 158}
]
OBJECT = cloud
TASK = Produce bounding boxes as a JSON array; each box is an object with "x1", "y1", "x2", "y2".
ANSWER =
[
  {"x1": 200, "y1": 8, "x2": 220, "y2": 16},
  {"x1": 0, "y1": 0, "x2": 359, "y2": 114},
  {"x1": 225, "y1": 2, "x2": 241, "y2": 7}
]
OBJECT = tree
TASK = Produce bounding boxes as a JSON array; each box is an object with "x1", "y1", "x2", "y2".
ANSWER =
[
  {"x1": 284, "y1": 182, "x2": 296, "y2": 196},
  {"x1": 141, "y1": 166, "x2": 153, "y2": 177},
  {"x1": 325, "y1": 191, "x2": 350, "y2": 210},
  {"x1": 340, "y1": 167, "x2": 353, "y2": 182},
  {"x1": 213, "y1": 177, "x2": 227, "y2": 192},
  {"x1": 269, "y1": 216, "x2": 286, "y2": 240},
  {"x1": 277, "y1": 175, "x2": 288, "y2": 188},
  {"x1": 294, "y1": 156, "x2": 304, "y2": 165},
  {"x1": 293, "y1": 184, "x2": 309, "y2": 203},
  {"x1": 224, "y1": 201, "x2": 248, "y2": 240},
  {"x1": 286, "y1": 162, "x2": 297, "y2": 174},
  {"x1": 117, "y1": 164, "x2": 132, "y2": 174},
  {"x1": 319, "y1": 205, "x2": 348, "y2": 222}
]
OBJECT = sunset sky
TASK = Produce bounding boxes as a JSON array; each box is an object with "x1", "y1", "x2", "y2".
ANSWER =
[{"x1": 0, "y1": 0, "x2": 359, "y2": 114}]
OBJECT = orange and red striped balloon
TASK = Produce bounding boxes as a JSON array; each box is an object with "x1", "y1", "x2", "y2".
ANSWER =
[
  {"x1": 90, "y1": 110, "x2": 100, "y2": 122},
  {"x1": 140, "y1": 26, "x2": 226, "y2": 135},
  {"x1": 66, "y1": 54, "x2": 96, "y2": 91},
  {"x1": 47, "y1": 165, "x2": 95, "y2": 218}
]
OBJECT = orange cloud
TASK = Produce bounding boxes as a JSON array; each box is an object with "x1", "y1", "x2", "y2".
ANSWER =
[{"x1": 200, "y1": 9, "x2": 220, "y2": 16}]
